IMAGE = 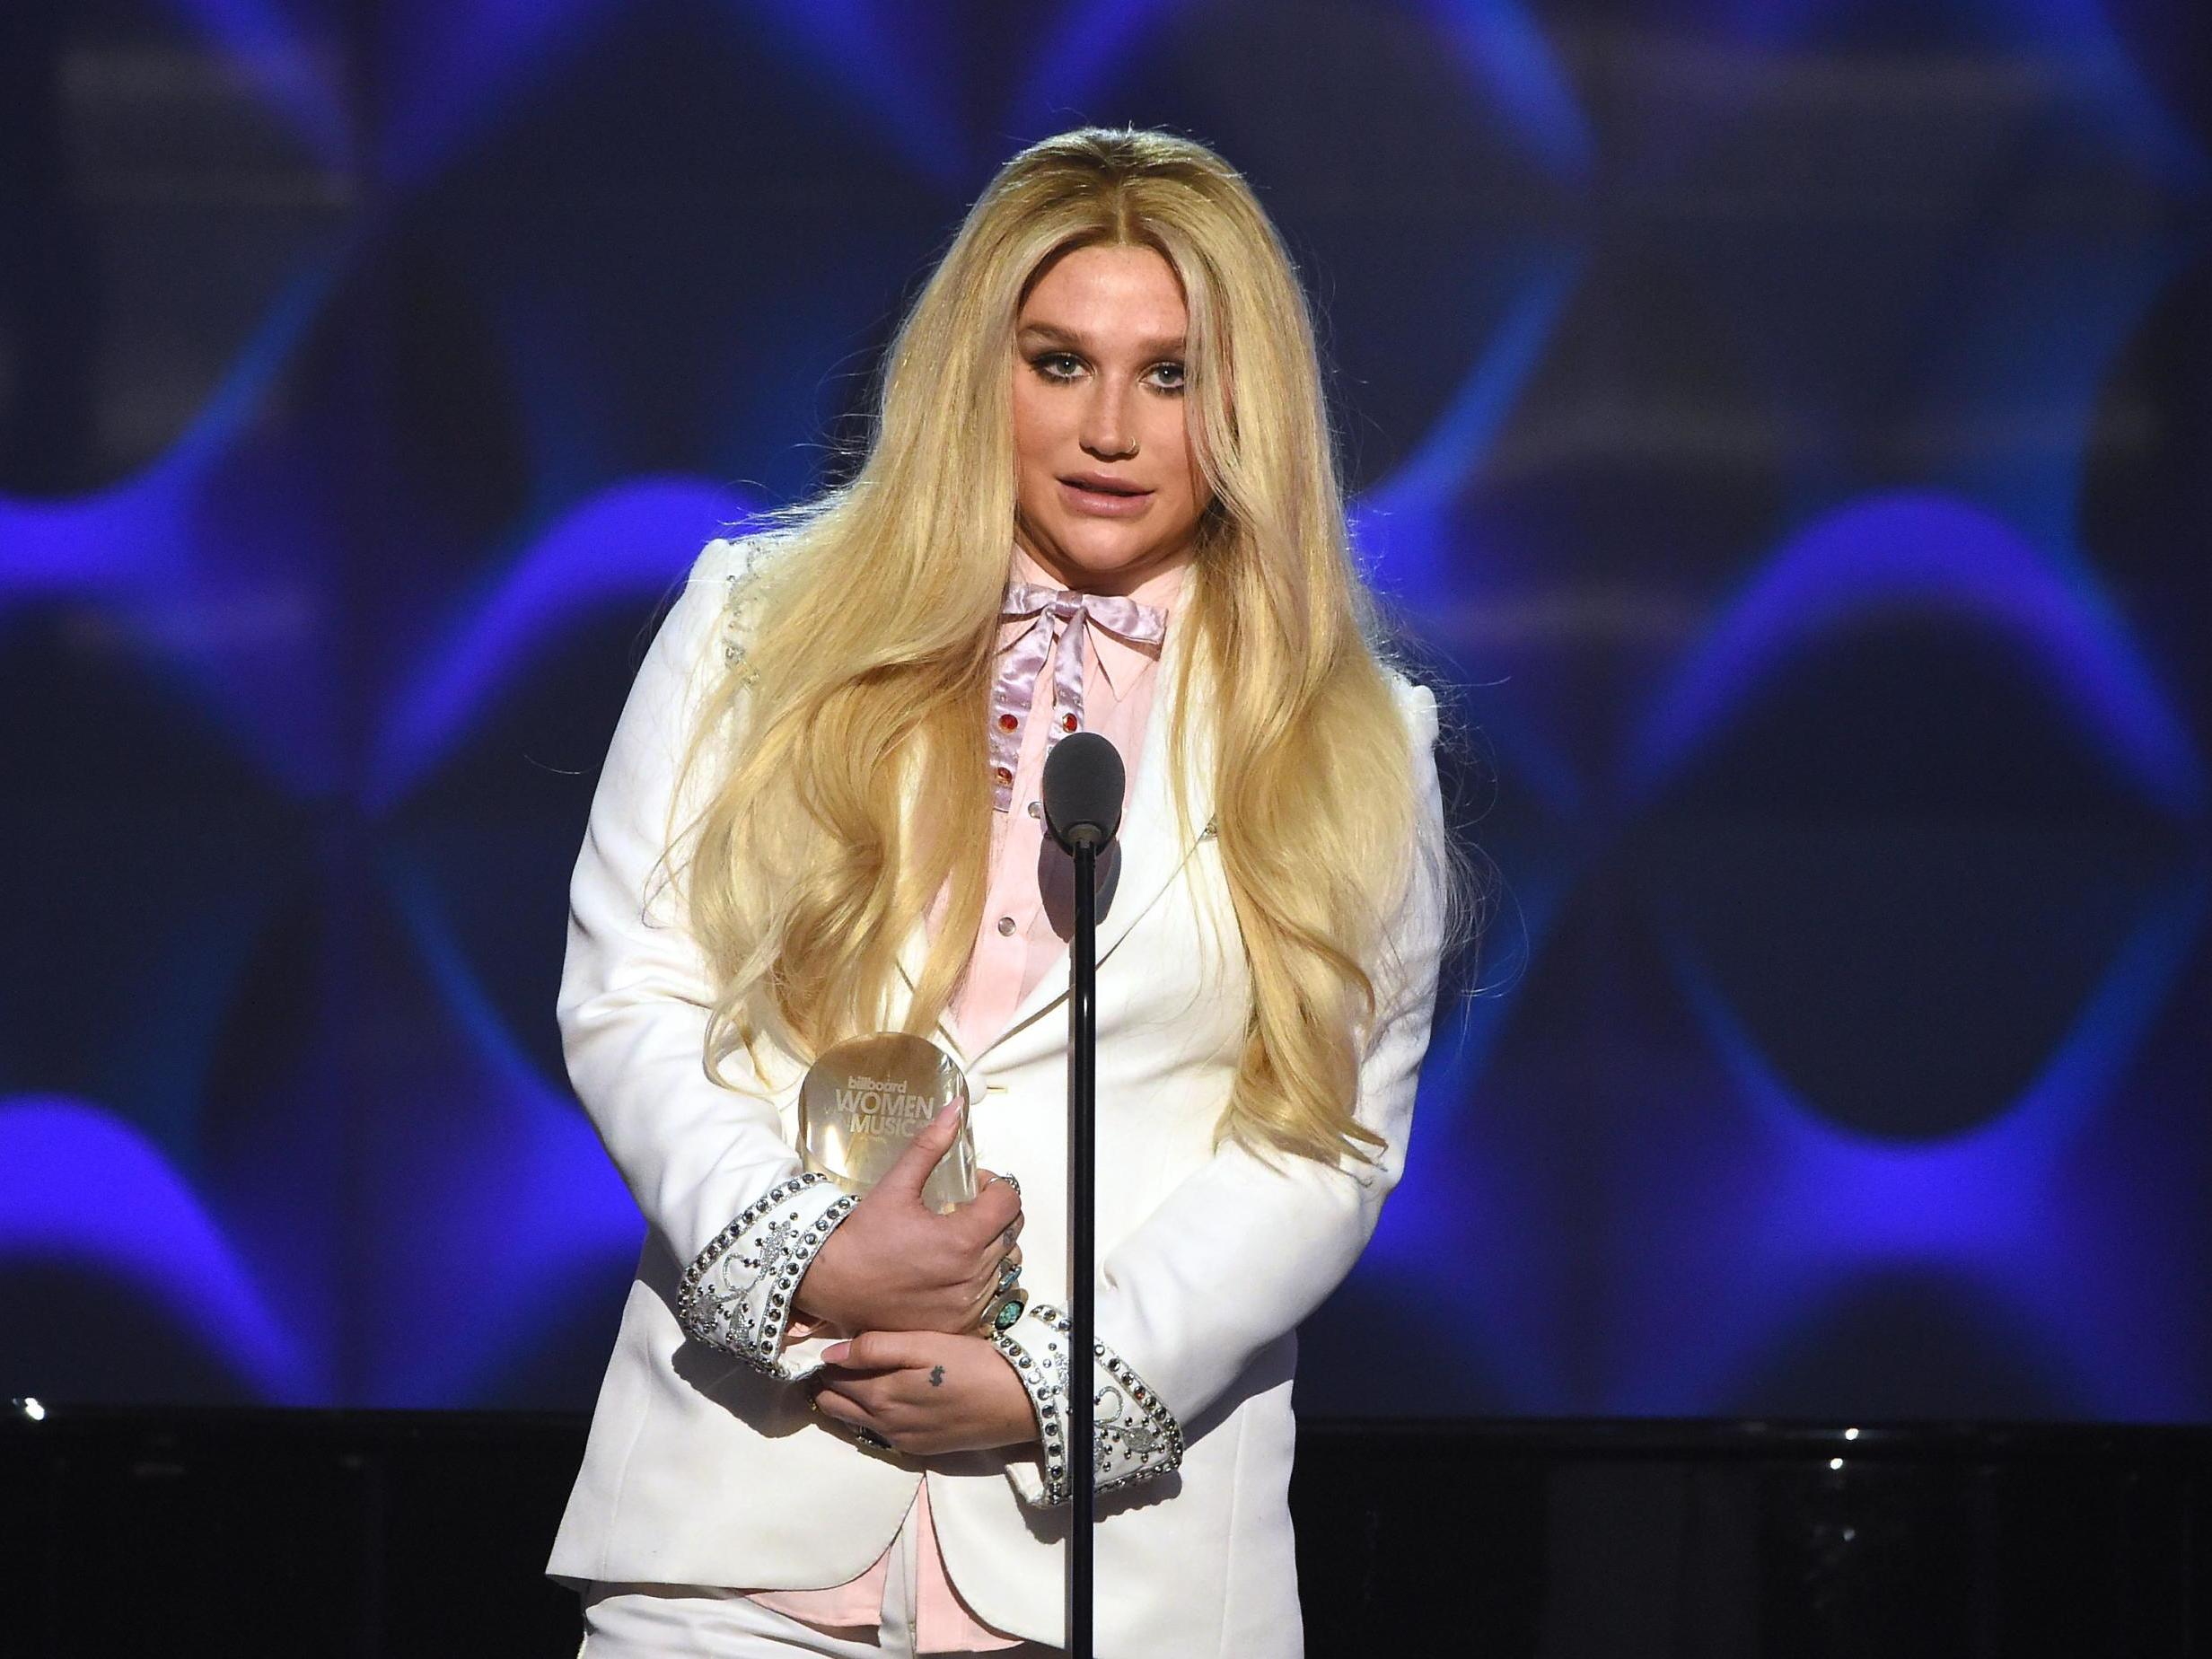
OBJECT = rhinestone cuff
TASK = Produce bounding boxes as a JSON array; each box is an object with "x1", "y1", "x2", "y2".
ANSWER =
[
  {"x1": 992, "y1": 1301, "x2": 1184, "y2": 1508},
  {"x1": 676, "y1": 1172, "x2": 859, "y2": 1377}
]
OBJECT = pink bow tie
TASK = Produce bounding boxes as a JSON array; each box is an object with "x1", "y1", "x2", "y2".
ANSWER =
[{"x1": 989, "y1": 580, "x2": 1170, "y2": 812}]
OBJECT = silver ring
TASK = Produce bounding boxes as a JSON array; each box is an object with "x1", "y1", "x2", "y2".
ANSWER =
[
  {"x1": 995, "y1": 1256, "x2": 1022, "y2": 1297},
  {"x1": 982, "y1": 1172, "x2": 1020, "y2": 1197},
  {"x1": 853, "y1": 1426, "x2": 891, "y2": 1452}
]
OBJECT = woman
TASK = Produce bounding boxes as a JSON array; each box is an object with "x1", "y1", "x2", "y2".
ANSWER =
[{"x1": 549, "y1": 127, "x2": 1455, "y2": 1657}]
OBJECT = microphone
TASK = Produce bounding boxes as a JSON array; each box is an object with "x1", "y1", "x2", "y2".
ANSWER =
[
  {"x1": 1041, "y1": 731, "x2": 1125, "y2": 852},
  {"x1": 1040, "y1": 727, "x2": 1122, "y2": 1659}
]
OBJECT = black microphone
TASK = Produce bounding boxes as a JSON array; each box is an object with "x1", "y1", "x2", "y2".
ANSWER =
[
  {"x1": 1041, "y1": 731, "x2": 1125, "y2": 852},
  {"x1": 1041, "y1": 726, "x2": 1122, "y2": 1659}
]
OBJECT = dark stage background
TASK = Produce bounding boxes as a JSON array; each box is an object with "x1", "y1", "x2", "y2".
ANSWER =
[{"x1": 3, "y1": 0, "x2": 2208, "y2": 1425}]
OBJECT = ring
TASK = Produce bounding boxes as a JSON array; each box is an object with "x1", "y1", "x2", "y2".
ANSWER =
[
  {"x1": 995, "y1": 1256, "x2": 1022, "y2": 1297},
  {"x1": 983, "y1": 1172, "x2": 1021, "y2": 1197},
  {"x1": 983, "y1": 1286, "x2": 1029, "y2": 1335},
  {"x1": 853, "y1": 1426, "x2": 891, "y2": 1452}
]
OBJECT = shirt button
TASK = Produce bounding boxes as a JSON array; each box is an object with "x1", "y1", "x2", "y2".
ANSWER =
[
  {"x1": 996, "y1": 916, "x2": 1017, "y2": 936},
  {"x1": 1060, "y1": 712, "x2": 1078, "y2": 733},
  {"x1": 1026, "y1": 800, "x2": 1041, "y2": 819}
]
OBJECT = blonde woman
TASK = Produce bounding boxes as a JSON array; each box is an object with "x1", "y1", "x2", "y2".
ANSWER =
[{"x1": 549, "y1": 127, "x2": 1455, "y2": 1658}]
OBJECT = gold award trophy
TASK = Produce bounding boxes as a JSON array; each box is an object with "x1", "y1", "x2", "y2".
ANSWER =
[{"x1": 797, "y1": 1032, "x2": 976, "y2": 1213}]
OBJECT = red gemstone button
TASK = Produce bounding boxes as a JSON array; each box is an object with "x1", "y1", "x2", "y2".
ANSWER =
[
  {"x1": 1060, "y1": 712, "x2": 1078, "y2": 733},
  {"x1": 997, "y1": 713, "x2": 1018, "y2": 732}
]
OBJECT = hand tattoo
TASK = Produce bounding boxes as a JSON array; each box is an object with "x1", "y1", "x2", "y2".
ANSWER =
[{"x1": 928, "y1": 1365, "x2": 945, "y2": 1389}]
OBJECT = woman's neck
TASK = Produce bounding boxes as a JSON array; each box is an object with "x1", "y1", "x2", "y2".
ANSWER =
[{"x1": 1010, "y1": 534, "x2": 1193, "y2": 610}]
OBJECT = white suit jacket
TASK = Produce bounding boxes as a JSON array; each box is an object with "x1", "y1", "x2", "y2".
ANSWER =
[{"x1": 546, "y1": 537, "x2": 1447, "y2": 1657}]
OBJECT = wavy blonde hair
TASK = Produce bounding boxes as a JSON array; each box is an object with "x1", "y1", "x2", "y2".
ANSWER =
[{"x1": 673, "y1": 127, "x2": 1433, "y2": 1165}]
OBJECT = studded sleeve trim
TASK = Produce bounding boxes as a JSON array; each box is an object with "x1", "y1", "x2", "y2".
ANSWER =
[
  {"x1": 992, "y1": 1301, "x2": 1184, "y2": 1509},
  {"x1": 676, "y1": 1172, "x2": 858, "y2": 1377}
]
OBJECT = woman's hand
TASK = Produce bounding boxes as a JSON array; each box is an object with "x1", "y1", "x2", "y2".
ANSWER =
[
  {"x1": 792, "y1": 1103, "x2": 1023, "y2": 1337},
  {"x1": 810, "y1": 1330, "x2": 1037, "y2": 1456}
]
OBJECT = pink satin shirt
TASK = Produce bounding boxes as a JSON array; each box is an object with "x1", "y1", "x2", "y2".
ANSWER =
[{"x1": 745, "y1": 543, "x2": 1189, "y2": 1650}]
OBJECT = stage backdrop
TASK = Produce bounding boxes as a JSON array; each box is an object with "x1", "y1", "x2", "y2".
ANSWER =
[{"x1": 3, "y1": 0, "x2": 2207, "y2": 1418}]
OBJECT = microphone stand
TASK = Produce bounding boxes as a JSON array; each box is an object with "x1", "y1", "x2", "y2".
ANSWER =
[
  {"x1": 1044, "y1": 728, "x2": 1119, "y2": 1659},
  {"x1": 1066, "y1": 831, "x2": 1099, "y2": 1659}
]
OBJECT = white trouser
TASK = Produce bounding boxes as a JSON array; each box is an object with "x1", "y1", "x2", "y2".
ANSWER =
[{"x1": 576, "y1": 1505, "x2": 1058, "y2": 1657}]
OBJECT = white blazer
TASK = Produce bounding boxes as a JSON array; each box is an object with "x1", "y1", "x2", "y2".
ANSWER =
[{"x1": 546, "y1": 536, "x2": 1447, "y2": 1658}]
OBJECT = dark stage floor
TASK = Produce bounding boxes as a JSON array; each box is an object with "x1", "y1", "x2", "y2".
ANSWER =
[{"x1": 3, "y1": 1408, "x2": 2206, "y2": 1656}]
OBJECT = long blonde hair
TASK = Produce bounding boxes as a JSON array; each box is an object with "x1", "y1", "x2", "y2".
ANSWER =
[{"x1": 674, "y1": 127, "x2": 1432, "y2": 1165}]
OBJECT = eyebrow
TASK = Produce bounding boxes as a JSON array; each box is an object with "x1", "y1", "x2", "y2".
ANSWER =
[{"x1": 1017, "y1": 321, "x2": 1188, "y2": 357}]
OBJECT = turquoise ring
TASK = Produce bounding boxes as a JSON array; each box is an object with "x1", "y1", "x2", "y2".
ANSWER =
[{"x1": 989, "y1": 1287, "x2": 1028, "y2": 1333}]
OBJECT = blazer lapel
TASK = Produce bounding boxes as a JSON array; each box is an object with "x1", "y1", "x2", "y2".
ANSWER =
[
  {"x1": 891, "y1": 886, "x2": 970, "y2": 1065},
  {"x1": 970, "y1": 619, "x2": 1216, "y2": 1065},
  {"x1": 887, "y1": 614, "x2": 1217, "y2": 1068}
]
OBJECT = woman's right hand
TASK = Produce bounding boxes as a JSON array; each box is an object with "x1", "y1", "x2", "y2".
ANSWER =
[{"x1": 792, "y1": 1103, "x2": 1024, "y2": 1337}]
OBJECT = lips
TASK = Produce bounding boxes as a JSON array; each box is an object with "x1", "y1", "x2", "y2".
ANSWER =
[
  {"x1": 1057, "y1": 475, "x2": 1154, "y2": 520},
  {"x1": 1059, "y1": 473, "x2": 1150, "y2": 497}
]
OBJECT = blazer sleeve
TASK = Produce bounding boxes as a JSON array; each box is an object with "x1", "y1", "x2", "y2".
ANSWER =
[
  {"x1": 990, "y1": 678, "x2": 1449, "y2": 1505},
  {"x1": 558, "y1": 535, "x2": 856, "y2": 1381}
]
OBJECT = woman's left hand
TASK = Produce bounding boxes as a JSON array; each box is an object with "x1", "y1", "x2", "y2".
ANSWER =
[{"x1": 810, "y1": 1330, "x2": 1035, "y2": 1457}]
